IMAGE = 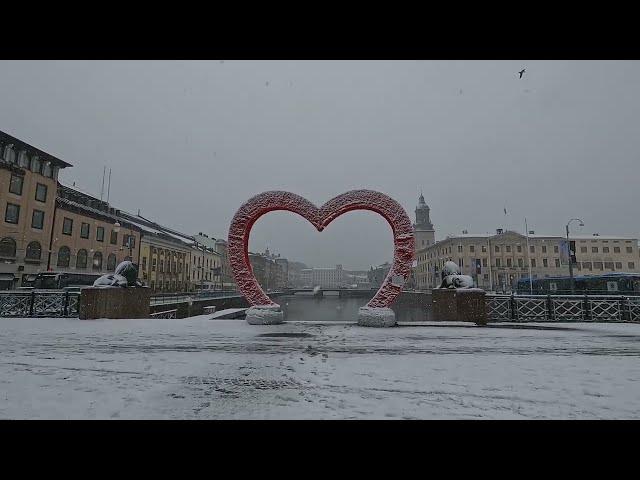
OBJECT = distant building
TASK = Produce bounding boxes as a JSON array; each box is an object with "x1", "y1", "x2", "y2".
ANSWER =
[
  {"x1": 368, "y1": 262, "x2": 392, "y2": 287},
  {"x1": 415, "y1": 229, "x2": 640, "y2": 292},
  {"x1": 300, "y1": 264, "x2": 346, "y2": 288}
]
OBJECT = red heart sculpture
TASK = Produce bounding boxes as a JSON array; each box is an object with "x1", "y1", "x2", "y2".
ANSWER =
[{"x1": 228, "y1": 190, "x2": 415, "y2": 309}]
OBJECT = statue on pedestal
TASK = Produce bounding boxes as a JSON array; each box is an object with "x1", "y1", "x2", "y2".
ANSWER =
[{"x1": 437, "y1": 261, "x2": 475, "y2": 289}]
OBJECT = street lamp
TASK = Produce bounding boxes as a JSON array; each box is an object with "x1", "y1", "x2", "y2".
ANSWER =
[{"x1": 566, "y1": 218, "x2": 585, "y2": 294}]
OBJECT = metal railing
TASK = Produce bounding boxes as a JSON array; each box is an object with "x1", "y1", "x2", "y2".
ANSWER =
[
  {"x1": 0, "y1": 290, "x2": 80, "y2": 317},
  {"x1": 149, "y1": 290, "x2": 241, "y2": 306},
  {"x1": 486, "y1": 294, "x2": 639, "y2": 323},
  {"x1": 150, "y1": 309, "x2": 177, "y2": 319}
]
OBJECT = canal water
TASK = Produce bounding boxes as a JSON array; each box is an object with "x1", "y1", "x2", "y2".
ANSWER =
[{"x1": 278, "y1": 293, "x2": 430, "y2": 322}]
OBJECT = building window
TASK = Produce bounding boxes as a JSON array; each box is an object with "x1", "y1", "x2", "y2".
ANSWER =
[
  {"x1": 507, "y1": 258, "x2": 512, "y2": 267},
  {"x1": 152, "y1": 258, "x2": 156, "y2": 271},
  {"x1": 5, "y1": 203, "x2": 20, "y2": 224},
  {"x1": 629, "y1": 262, "x2": 636, "y2": 269},
  {"x1": 495, "y1": 246, "x2": 500, "y2": 253},
  {"x1": 0, "y1": 237, "x2": 17, "y2": 258},
  {"x1": 592, "y1": 247, "x2": 598, "y2": 253},
  {"x1": 594, "y1": 262, "x2": 603, "y2": 270},
  {"x1": 96, "y1": 227, "x2": 104, "y2": 242},
  {"x1": 457, "y1": 245, "x2": 463, "y2": 253},
  {"x1": 541, "y1": 246, "x2": 547, "y2": 254},
  {"x1": 107, "y1": 253, "x2": 117, "y2": 271},
  {"x1": 25, "y1": 241, "x2": 42, "y2": 261},
  {"x1": 543, "y1": 258, "x2": 548, "y2": 267},
  {"x1": 615, "y1": 262, "x2": 622, "y2": 269},
  {"x1": 57, "y1": 246, "x2": 70, "y2": 268},
  {"x1": 81, "y1": 222, "x2": 90, "y2": 239},
  {"x1": 481, "y1": 245, "x2": 486, "y2": 253},
  {"x1": 555, "y1": 258, "x2": 560, "y2": 268},
  {"x1": 76, "y1": 249, "x2": 88, "y2": 268},
  {"x1": 160, "y1": 260, "x2": 164, "y2": 273},
  {"x1": 554, "y1": 245, "x2": 559, "y2": 253},
  {"x1": 35, "y1": 183, "x2": 48, "y2": 202},
  {"x1": 530, "y1": 245, "x2": 535, "y2": 253},
  {"x1": 9, "y1": 174, "x2": 24, "y2": 195},
  {"x1": 496, "y1": 258, "x2": 501, "y2": 267},
  {"x1": 531, "y1": 259, "x2": 536, "y2": 268},
  {"x1": 62, "y1": 217, "x2": 73, "y2": 235},
  {"x1": 581, "y1": 246, "x2": 587, "y2": 253},
  {"x1": 30, "y1": 210, "x2": 45, "y2": 229},
  {"x1": 627, "y1": 247, "x2": 633, "y2": 254},
  {"x1": 518, "y1": 258, "x2": 523, "y2": 267},
  {"x1": 469, "y1": 245, "x2": 475, "y2": 253},
  {"x1": 517, "y1": 245, "x2": 522, "y2": 253},
  {"x1": 142, "y1": 257, "x2": 147, "y2": 270},
  {"x1": 614, "y1": 247, "x2": 620, "y2": 253},
  {"x1": 506, "y1": 246, "x2": 511, "y2": 253},
  {"x1": 583, "y1": 262, "x2": 592, "y2": 270},
  {"x1": 110, "y1": 230, "x2": 117, "y2": 245},
  {"x1": 482, "y1": 258, "x2": 487, "y2": 267},
  {"x1": 605, "y1": 262, "x2": 614, "y2": 270},
  {"x1": 92, "y1": 252, "x2": 103, "y2": 270},
  {"x1": 602, "y1": 246, "x2": 609, "y2": 253}
]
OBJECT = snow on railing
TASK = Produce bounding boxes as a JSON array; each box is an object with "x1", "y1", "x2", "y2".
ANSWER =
[
  {"x1": 486, "y1": 293, "x2": 639, "y2": 323},
  {"x1": 0, "y1": 290, "x2": 80, "y2": 317}
]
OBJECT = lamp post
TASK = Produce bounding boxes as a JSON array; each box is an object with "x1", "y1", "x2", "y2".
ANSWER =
[{"x1": 566, "y1": 218, "x2": 585, "y2": 294}]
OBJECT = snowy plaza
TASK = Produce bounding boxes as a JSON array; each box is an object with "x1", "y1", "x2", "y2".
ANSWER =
[{"x1": 1, "y1": 316, "x2": 639, "y2": 419}]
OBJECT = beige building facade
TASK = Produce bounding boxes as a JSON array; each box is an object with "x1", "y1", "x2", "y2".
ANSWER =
[
  {"x1": 415, "y1": 229, "x2": 640, "y2": 292},
  {"x1": 51, "y1": 185, "x2": 142, "y2": 276},
  {"x1": 1, "y1": 131, "x2": 72, "y2": 288}
]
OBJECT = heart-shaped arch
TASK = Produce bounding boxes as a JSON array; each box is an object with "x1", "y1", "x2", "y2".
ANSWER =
[{"x1": 228, "y1": 190, "x2": 415, "y2": 309}]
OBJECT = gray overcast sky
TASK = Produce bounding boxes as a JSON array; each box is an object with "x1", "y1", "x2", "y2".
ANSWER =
[{"x1": 1, "y1": 61, "x2": 639, "y2": 270}]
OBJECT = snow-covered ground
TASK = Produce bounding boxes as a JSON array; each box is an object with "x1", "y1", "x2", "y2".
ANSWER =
[{"x1": 1, "y1": 316, "x2": 639, "y2": 419}]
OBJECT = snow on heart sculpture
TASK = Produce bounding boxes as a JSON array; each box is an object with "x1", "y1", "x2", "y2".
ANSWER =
[{"x1": 227, "y1": 190, "x2": 415, "y2": 327}]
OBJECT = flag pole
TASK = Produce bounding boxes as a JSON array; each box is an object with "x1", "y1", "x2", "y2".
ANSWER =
[{"x1": 525, "y1": 218, "x2": 533, "y2": 295}]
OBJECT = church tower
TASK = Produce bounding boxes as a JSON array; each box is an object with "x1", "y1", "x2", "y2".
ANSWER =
[{"x1": 413, "y1": 192, "x2": 435, "y2": 251}]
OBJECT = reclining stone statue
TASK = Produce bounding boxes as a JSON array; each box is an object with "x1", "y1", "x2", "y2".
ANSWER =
[
  {"x1": 93, "y1": 260, "x2": 144, "y2": 288},
  {"x1": 437, "y1": 261, "x2": 475, "y2": 289}
]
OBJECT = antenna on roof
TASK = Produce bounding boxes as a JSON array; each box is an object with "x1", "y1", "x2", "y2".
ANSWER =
[
  {"x1": 100, "y1": 166, "x2": 105, "y2": 202},
  {"x1": 106, "y1": 168, "x2": 112, "y2": 206}
]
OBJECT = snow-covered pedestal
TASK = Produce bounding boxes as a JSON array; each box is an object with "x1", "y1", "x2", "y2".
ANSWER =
[
  {"x1": 245, "y1": 304, "x2": 284, "y2": 325},
  {"x1": 432, "y1": 288, "x2": 487, "y2": 325},
  {"x1": 358, "y1": 306, "x2": 396, "y2": 327},
  {"x1": 79, "y1": 287, "x2": 151, "y2": 320}
]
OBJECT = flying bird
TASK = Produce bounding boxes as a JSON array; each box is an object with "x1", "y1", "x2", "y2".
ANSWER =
[
  {"x1": 518, "y1": 69, "x2": 526, "y2": 79},
  {"x1": 265, "y1": 81, "x2": 270, "y2": 87}
]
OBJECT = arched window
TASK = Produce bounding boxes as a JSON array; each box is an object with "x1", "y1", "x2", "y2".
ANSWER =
[
  {"x1": 93, "y1": 252, "x2": 103, "y2": 270},
  {"x1": 57, "y1": 246, "x2": 70, "y2": 268},
  {"x1": 76, "y1": 249, "x2": 88, "y2": 269},
  {"x1": 107, "y1": 253, "x2": 117, "y2": 271},
  {"x1": 0, "y1": 237, "x2": 17, "y2": 258},
  {"x1": 25, "y1": 241, "x2": 42, "y2": 260}
]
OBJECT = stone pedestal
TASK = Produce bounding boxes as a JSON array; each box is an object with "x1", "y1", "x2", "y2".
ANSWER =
[
  {"x1": 432, "y1": 288, "x2": 487, "y2": 325},
  {"x1": 358, "y1": 306, "x2": 396, "y2": 327},
  {"x1": 246, "y1": 304, "x2": 284, "y2": 325},
  {"x1": 79, "y1": 287, "x2": 151, "y2": 320}
]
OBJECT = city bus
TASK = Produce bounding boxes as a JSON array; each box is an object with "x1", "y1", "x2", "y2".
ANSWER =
[{"x1": 516, "y1": 273, "x2": 640, "y2": 296}]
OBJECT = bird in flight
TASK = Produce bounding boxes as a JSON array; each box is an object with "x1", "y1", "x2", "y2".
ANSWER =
[
  {"x1": 265, "y1": 81, "x2": 270, "y2": 87},
  {"x1": 518, "y1": 69, "x2": 526, "y2": 79}
]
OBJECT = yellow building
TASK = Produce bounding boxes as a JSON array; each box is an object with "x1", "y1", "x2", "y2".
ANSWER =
[
  {"x1": 0, "y1": 131, "x2": 72, "y2": 288},
  {"x1": 415, "y1": 229, "x2": 640, "y2": 292}
]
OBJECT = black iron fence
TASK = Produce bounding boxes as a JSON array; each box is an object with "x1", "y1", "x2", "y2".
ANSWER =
[
  {"x1": 0, "y1": 290, "x2": 80, "y2": 317},
  {"x1": 486, "y1": 294, "x2": 640, "y2": 323}
]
